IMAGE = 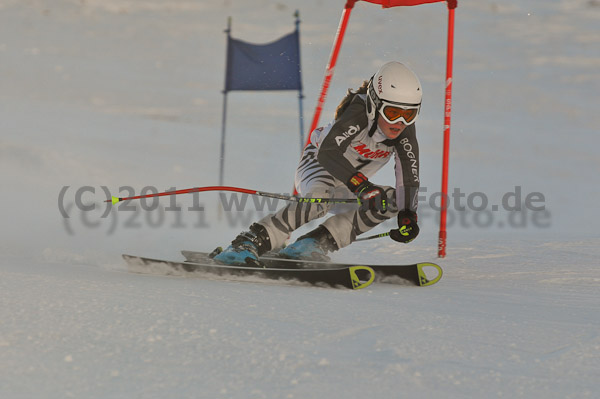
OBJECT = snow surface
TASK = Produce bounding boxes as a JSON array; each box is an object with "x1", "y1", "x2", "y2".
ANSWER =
[{"x1": 1, "y1": 0, "x2": 599, "y2": 398}]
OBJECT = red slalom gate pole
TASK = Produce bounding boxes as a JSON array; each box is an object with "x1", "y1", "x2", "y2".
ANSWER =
[
  {"x1": 438, "y1": 3, "x2": 456, "y2": 258},
  {"x1": 293, "y1": 0, "x2": 356, "y2": 195},
  {"x1": 305, "y1": 0, "x2": 357, "y2": 147}
]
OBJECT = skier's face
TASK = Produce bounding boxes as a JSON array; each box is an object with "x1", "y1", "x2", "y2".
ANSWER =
[{"x1": 378, "y1": 118, "x2": 407, "y2": 139}]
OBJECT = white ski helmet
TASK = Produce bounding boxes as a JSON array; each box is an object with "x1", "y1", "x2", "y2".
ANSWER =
[{"x1": 366, "y1": 62, "x2": 422, "y2": 126}]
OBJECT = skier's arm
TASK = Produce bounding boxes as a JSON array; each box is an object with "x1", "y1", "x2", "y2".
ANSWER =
[
  {"x1": 316, "y1": 96, "x2": 368, "y2": 184},
  {"x1": 393, "y1": 124, "x2": 420, "y2": 213},
  {"x1": 389, "y1": 124, "x2": 421, "y2": 243},
  {"x1": 317, "y1": 96, "x2": 388, "y2": 211}
]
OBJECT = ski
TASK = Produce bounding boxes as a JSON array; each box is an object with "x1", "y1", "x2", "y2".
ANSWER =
[
  {"x1": 122, "y1": 254, "x2": 375, "y2": 290},
  {"x1": 180, "y1": 250, "x2": 443, "y2": 287}
]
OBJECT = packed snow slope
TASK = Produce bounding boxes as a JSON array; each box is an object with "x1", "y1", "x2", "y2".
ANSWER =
[{"x1": 1, "y1": 1, "x2": 599, "y2": 398}]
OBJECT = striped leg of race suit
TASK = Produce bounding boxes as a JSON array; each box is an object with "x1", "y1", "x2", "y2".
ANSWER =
[{"x1": 258, "y1": 144, "x2": 399, "y2": 250}]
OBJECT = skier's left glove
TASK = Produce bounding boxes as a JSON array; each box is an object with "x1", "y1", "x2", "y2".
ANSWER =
[
  {"x1": 390, "y1": 210, "x2": 419, "y2": 243},
  {"x1": 346, "y1": 172, "x2": 387, "y2": 212}
]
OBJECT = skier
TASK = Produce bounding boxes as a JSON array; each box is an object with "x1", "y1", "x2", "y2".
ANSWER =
[{"x1": 214, "y1": 61, "x2": 422, "y2": 266}]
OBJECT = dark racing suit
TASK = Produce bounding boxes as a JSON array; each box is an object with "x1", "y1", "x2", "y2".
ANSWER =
[{"x1": 258, "y1": 94, "x2": 420, "y2": 250}]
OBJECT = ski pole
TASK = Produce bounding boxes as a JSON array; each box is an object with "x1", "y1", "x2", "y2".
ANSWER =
[
  {"x1": 106, "y1": 185, "x2": 359, "y2": 205},
  {"x1": 355, "y1": 231, "x2": 391, "y2": 242},
  {"x1": 107, "y1": 185, "x2": 395, "y2": 242}
]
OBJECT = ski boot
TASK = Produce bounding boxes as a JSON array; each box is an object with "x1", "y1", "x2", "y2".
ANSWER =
[
  {"x1": 212, "y1": 223, "x2": 272, "y2": 267},
  {"x1": 278, "y1": 225, "x2": 339, "y2": 261}
]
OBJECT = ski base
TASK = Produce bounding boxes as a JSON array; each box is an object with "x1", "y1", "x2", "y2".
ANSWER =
[
  {"x1": 123, "y1": 254, "x2": 375, "y2": 290},
  {"x1": 181, "y1": 250, "x2": 443, "y2": 287}
]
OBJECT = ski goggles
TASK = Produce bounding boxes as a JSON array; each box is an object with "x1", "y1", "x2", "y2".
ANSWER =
[
  {"x1": 378, "y1": 101, "x2": 421, "y2": 125},
  {"x1": 367, "y1": 82, "x2": 421, "y2": 126}
]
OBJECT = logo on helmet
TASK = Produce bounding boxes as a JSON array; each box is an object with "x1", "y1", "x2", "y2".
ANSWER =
[{"x1": 377, "y1": 76, "x2": 383, "y2": 95}]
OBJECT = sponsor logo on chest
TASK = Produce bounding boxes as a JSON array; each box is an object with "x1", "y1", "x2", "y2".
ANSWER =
[
  {"x1": 352, "y1": 143, "x2": 391, "y2": 160},
  {"x1": 335, "y1": 125, "x2": 360, "y2": 146}
]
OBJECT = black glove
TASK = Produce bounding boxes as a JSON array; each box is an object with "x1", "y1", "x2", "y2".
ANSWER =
[
  {"x1": 390, "y1": 210, "x2": 419, "y2": 243},
  {"x1": 346, "y1": 172, "x2": 387, "y2": 212}
]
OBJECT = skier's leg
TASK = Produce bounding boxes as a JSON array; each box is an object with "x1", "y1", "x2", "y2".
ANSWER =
[
  {"x1": 214, "y1": 144, "x2": 342, "y2": 265},
  {"x1": 280, "y1": 186, "x2": 398, "y2": 260},
  {"x1": 323, "y1": 186, "x2": 398, "y2": 249},
  {"x1": 255, "y1": 143, "x2": 345, "y2": 251},
  {"x1": 257, "y1": 184, "x2": 337, "y2": 251}
]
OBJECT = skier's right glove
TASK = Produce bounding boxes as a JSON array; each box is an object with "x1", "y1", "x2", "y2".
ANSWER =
[
  {"x1": 390, "y1": 210, "x2": 419, "y2": 243},
  {"x1": 346, "y1": 172, "x2": 387, "y2": 212}
]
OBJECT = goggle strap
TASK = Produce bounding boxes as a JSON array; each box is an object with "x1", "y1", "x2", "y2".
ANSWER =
[{"x1": 367, "y1": 113, "x2": 379, "y2": 137}]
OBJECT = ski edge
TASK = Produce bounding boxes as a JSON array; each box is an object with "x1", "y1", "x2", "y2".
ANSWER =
[
  {"x1": 180, "y1": 250, "x2": 443, "y2": 287},
  {"x1": 123, "y1": 254, "x2": 375, "y2": 290}
]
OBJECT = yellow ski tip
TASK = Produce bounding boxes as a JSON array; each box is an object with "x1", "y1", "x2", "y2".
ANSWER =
[
  {"x1": 416, "y1": 263, "x2": 443, "y2": 286},
  {"x1": 349, "y1": 266, "x2": 375, "y2": 290},
  {"x1": 111, "y1": 196, "x2": 121, "y2": 205}
]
